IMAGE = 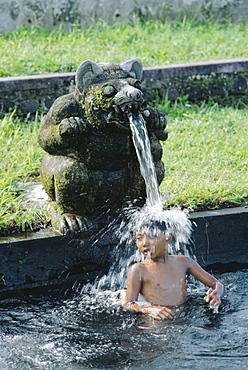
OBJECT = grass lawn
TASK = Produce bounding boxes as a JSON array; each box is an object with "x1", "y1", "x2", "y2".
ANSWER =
[
  {"x1": 159, "y1": 101, "x2": 248, "y2": 210},
  {"x1": 0, "y1": 102, "x2": 247, "y2": 234},
  {"x1": 0, "y1": 113, "x2": 45, "y2": 233},
  {"x1": 0, "y1": 19, "x2": 248, "y2": 233},
  {"x1": 0, "y1": 20, "x2": 248, "y2": 77}
]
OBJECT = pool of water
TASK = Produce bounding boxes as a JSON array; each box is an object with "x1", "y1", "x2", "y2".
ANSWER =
[{"x1": 0, "y1": 269, "x2": 247, "y2": 370}]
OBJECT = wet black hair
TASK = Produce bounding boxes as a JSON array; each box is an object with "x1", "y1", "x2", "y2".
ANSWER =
[{"x1": 139, "y1": 219, "x2": 168, "y2": 233}]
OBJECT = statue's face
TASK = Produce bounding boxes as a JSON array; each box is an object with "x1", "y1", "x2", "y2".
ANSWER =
[
  {"x1": 75, "y1": 59, "x2": 144, "y2": 129},
  {"x1": 83, "y1": 77, "x2": 144, "y2": 129}
]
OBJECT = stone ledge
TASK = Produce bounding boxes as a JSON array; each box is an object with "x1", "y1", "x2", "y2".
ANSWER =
[
  {"x1": 189, "y1": 206, "x2": 248, "y2": 266},
  {"x1": 143, "y1": 58, "x2": 248, "y2": 79},
  {"x1": 0, "y1": 206, "x2": 247, "y2": 294},
  {"x1": 1, "y1": 58, "x2": 248, "y2": 116}
]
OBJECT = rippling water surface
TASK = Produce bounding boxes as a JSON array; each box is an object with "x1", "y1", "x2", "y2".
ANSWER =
[{"x1": 0, "y1": 269, "x2": 247, "y2": 369}]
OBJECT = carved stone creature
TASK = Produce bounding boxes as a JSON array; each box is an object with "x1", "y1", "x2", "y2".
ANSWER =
[{"x1": 38, "y1": 58, "x2": 168, "y2": 235}]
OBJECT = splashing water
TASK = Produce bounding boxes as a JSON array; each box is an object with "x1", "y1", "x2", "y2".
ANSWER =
[
  {"x1": 80, "y1": 110, "x2": 193, "y2": 296},
  {"x1": 210, "y1": 304, "x2": 219, "y2": 313},
  {"x1": 146, "y1": 250, "x2": 152, "y2": 261},
  {"x1": 128, "y1": 110, "x2": 192, "y2": 255},
  {"x1": 130, "y1": 204, "x2": 192, "y2": 255}
]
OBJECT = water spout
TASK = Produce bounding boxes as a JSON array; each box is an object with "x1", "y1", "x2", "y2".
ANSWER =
[
  {"x1": 128, "y1": 111, "x2": 163, "y2": 209},
  {"x1": 128, "y1": 109, "x2": 192, "y2": 254}
]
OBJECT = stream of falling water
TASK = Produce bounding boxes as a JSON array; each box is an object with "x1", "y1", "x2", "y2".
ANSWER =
[
  {"x1": 128, "y1": 110, "x2": 163, "y2": 208},
  {"x1": 80, "y1": 110, "x2": 193, "y2": 295}
]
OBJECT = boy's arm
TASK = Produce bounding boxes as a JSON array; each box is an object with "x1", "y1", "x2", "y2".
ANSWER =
[
  {"x1": 185, "y1": 257, "x2": 225, "y2": 306},
  {"x1": 124, "y1": 264, "x2": 174, "y2": 320},
  {"x1": 125, "y1": 264, "x2": 142, "y2": 304}
]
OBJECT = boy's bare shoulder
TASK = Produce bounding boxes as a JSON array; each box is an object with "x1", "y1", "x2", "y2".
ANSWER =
[
  {"x1": 128, "y1": 261, "x2": 145, "y2": 274},
  {"x1": 170, "y1": 254, "x2": 190, "y2": 260},
  {"x1": 170, "y1": 254, "x2": 193, "y2": 266}
]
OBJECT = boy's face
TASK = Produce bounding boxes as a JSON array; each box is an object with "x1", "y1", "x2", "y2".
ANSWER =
[{"x1": 135, "y1": 228, "x2": 169, "y2": 259}]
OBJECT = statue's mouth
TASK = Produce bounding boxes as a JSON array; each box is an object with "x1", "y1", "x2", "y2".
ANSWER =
[{"x1": 110, "y1": 101, "x2": 142, "y2": 130}]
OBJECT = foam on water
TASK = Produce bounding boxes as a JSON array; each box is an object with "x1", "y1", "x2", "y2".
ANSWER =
[
  {"x1": 0, "y1": 270, "x2": 247, "y2": 369},
  {"x1": 210, "y1": 304, "x2": 219, "y2": 313}
]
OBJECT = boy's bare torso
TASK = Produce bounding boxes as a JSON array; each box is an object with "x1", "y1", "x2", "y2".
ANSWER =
[
  {"x1": 125, "y1": 229, "x2": 225, "y2": 320},
  {"x1": 137, "y1": 255, "x2": 188, "y2": 306}
]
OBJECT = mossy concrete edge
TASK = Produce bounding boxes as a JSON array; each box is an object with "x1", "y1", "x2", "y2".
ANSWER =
[
  {"x1": 0, "y1": 206, "x2": 247, "y2": 294},
  {"x1": 1, "y1": 58, "x2": 248, "y2": 116}
]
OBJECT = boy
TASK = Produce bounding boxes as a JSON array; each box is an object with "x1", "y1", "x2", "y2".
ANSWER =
[{"x1": 124, "y1": 220, "x2": 225, "y2": 320}]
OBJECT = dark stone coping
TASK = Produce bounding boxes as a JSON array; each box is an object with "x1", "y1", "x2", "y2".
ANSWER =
[
  {"x1": 142, "y1": 58, "x2": 248, "y2": 79},
  {"x1": 1, "y1": 58, "x2": 248, "y2": 116},
  {"x1": 0, "y1": 72, "x2": 75, "y2": 89},
  {"x1": 189, "y1": 206, "x2": 248, "y2": 266},
  {"x1": 0, "y1": 206, "x2": 247, "y2": 295},
  {"x1": 1, "y1": 58, "x2": 248, "y2": 85}
]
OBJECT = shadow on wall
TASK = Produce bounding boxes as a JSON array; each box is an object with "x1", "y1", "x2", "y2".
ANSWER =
[{"x1": 1, "y1": 0, "x2": 248, "y2": 32}]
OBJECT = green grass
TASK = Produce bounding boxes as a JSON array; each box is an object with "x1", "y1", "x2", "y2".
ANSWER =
[
  {"x1": 159, "y1": 101, "x2": 248, "y2": 210},
  {"x1": 0, "y1": 20, "x2": 248, "y2": 77},
  {"x1": 0, "y1": 113, "x2": 46, "y2": 233},
  {"x1": 0, "y1": 102, "x2": 247, "y2": 233}
]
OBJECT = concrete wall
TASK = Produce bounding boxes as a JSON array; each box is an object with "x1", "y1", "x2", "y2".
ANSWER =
[
  {"x1": 1, "y1": 59, "x2": 248, "y2": 117},
  {"x1": 1, "y1": 0, "x2": 248, "y2": 33},
  {"x1": 0, "y1": 206, "x2": 247, "y2": 293}
]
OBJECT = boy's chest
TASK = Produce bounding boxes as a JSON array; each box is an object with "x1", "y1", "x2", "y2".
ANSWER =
[
  {"x1": 140, "y1": 262, "x2": 187, "y2": 305},
  {"x1": 142, "y1": 262, "x2": 186, "y2": 292}
]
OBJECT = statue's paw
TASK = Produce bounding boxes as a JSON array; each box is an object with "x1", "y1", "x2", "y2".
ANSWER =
[
  {"x1": 142, "y1": 107, "x2": 168, "y2": 141},
  {"x1": 59, "y1": 117, "x2": 87, "y2": 135},
  {"x1": 52, "y1": 212, "x2": 97, "y2": 237}
]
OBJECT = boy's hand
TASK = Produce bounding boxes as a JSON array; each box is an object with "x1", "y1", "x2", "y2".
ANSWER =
[
  {"x1": 204, "y1": 282, "x2": 224, "y2": 306},
  {"x1": 145, "y1": 306, "x2": 175, "y2": 320}
]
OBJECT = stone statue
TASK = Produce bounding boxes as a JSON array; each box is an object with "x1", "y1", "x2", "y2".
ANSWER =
[{"x1": 38, "y1": 58, "x2": 168, "y2": 235}]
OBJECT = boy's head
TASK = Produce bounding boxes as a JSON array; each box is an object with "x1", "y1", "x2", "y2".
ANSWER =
[
  {"x1": 135, "y1": 219, "x2": 173, "y2": 258},
  {"x1": 137, "y1": 219, "x2": 171, "y2": 240},
  {"x1": 132, "y1": 207, "x2": 192, "y2": 255}
]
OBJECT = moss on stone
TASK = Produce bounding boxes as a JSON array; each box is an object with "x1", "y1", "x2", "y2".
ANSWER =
[
  {"x1": 40, "y1": 173, "x2": 55, "y2": 200},
  {"x1": 53, "y1": 204, "x2": 64, "y2": 215},
  {"x1": 82, "y1": 88, "x2": 113, "y2": 128},
  {"x1": 54, "y1": 175, "x2": 70, "y2": 192}
]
